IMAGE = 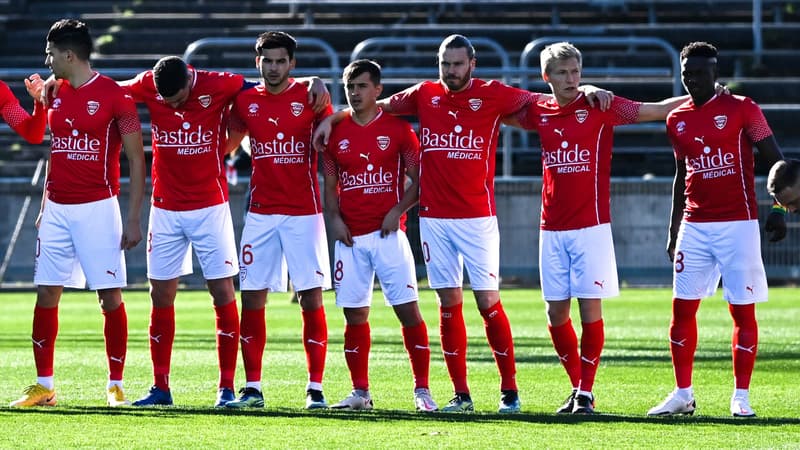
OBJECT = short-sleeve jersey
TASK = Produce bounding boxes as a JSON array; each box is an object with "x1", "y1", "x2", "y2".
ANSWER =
[
  {"x1": 0, "y1": 80, "x2": 46, "y2": 143},
  {"x1": 666, "y1": 94, "x2": 772, "y2": 222},
  {"x1": 124, "y1": 68, "x2": 244, "y2": 211},
  {"x1": 46, "y1": 73, "x2": 141, "y2": 204},
  {"x1": 389, "y1": 79, "x2": 536, "y2": 219},
  {"x1": 230, "y1": 80, "x2": 332, "y2": 215},
  {"x1": 518, "y1": 94, "x2": 641, "y2": 230},
  {"x1": 323, "y1": 109, "x2": 419, "y2": 236}
]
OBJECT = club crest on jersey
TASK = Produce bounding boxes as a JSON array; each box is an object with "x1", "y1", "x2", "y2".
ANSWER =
[
  {"x1": 468, "y1": 98, "x2": 482, "y2": 111},
  {"x1": 248, "y1": 103, "x2": 259, "y2": 114},
  {"x1": 338, "y1": 139, "x2": 350, "y2": 151},
  {"x1": 86, "y1": 101, "x2": 100, "y2": 115},
  {"x1": 575, "y1": 109, "x2": 589, "y2": 123},
  {"x1": 291, "y1": 102, "x2": 304, "y2": 116},
  {"x1": 713, "y1": 115, "x2": 727, "y2": 130},
  {"x1": 198, "y1": 95, "x2": 212, "y2": 108},
  {"x1": 431, "y1": 96, "x2": 441, "y2": 107},
  {"x1": 376, "y1": 135, "x2": 390, "y2": 151}
]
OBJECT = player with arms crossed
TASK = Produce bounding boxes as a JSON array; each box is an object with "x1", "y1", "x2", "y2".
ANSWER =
[
  {"x1": 323, "y1": 59, "x2": 437, "y2": 412},
  {"x1": 316, "y1": 34, "x2": 611, "y2": 413},
  {"x1": 647, "y1": 41, "x2": 785, "y2": 418},
  {"x1": 507, "y1": 42, "x2": 689, "y2": 414},
  {"x1": 10, "y1": 19, "x2": 145, "y2": 407},
  {"x1": 223, "y1": 31, "x2": 333, "y2": 410},
  {"x1": 0, "y1": 77, "x2": 46, "y2": 143}
]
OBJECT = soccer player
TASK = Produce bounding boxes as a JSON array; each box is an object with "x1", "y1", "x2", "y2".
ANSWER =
[
  {"x1": 506, "y1": 42, "x2": 688, "y2": 414},
  {"x1": 322, "y1": 59, "x2": 437, "y2": 412},
  {"x1": 222, "y1": 31, "x2": 333, "y2": 410},
  {"x1": 315, "y1": 34, "x2": 610, "y2": 413},
  {"x1": 0, "y1": 77, "x2": 47, "y2": 143},
  {"x1": 647, "y1": 41, "x2": 785, "y2": 418},
  {"x1": 10, "y1": 19, "x2": 146, "y2": 407},
  {"x1": 767, "y1": 159, "x2": 800, "y2": 213}
]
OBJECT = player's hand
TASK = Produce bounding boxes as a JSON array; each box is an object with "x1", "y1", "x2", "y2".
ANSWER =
[
  {"x1": 307, "y1": 77, "x2": 331, "y2": 114},
  {"x1": 33, "y1": 74, "x2": 61, "y2": 105},
  {"x1": 582, "y1": 85, "x2": 614, "y2": 111},
  {"x1": 714, "y1": 82, "x2": 730, "y2": 96},
  {"x1": 24, "y1": 74, "x2": 44, "y2": 102},
  {"x1": 765, "y1": 210, "x2": 787, "y2": 242},
  {"x1": 330, "y1": 216, "x2": 353, "y2": 247},
  {"x1": 121, "y1": 219, "x2": 143, "y2": 250},
  {"x1": 666, "y1": 239, "x2": 677, "y2": 262},
  {"x1": 313, "y1": 116, "x2": 334, "y2": 152},
  {"x1": 380, "y1": 207, "x2": 402, "y2": 238},
  {"x1": 35, "y1": 211, "x2": 43, "y2": 229}
]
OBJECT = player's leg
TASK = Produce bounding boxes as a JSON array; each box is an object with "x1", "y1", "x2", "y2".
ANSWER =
[
  {"x1": 573, "y1": 298, "x2": 603, "y2": 414},
  {"x1": 225, "y1": 289, "x2": 267, "y2": 409},
  {"x1": 207, "y1": 276, "x2": 239, "y2": 407},
  {"x1": 718, "y1": 219, "x2": 767, "y2": 417},
  {"x1": 282, "y1": 213, "x2": 331, "y2": 409},
  {"x1": 376, "y1": 230, "x2": 436, "y2": 411},
  {"x1": 330, "y1": 236, "x2": 373, "y2": 411},
  {"x1": 420, "y1": 218, "x2": 471, "y2": 412},
  {"x1": 649, "y1": 221, "x2": 716, "y2": 416},
  {"x1": 97, "y1": 287, "x2": 129, "y2": 406}
]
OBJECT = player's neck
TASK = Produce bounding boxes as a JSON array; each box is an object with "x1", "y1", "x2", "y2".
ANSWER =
[
  {"x1": 351, "y1": 105, "x2": 379, "y2": 126},
  {"x1": 690, "y1": 93, "x2": 714, "y2": 107},
  {"x1": 66, "y1": 63, "x2": 95, "y2": 89},
  {"x1": 263, "y1": 79, "x2": 290, "y2": 95}
]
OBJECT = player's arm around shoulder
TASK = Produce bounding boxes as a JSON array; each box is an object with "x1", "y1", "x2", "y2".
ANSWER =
[{"x1": 637, "y1": 95, "x2": 690, "y2": 123}]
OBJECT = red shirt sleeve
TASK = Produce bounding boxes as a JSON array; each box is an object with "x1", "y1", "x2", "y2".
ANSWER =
[{"x1": 0, "y1": 81, "x2": 46, "y2": 144}]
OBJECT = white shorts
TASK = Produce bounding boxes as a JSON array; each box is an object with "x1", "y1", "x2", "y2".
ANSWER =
[
  {"x1": 333, "y1": 230, "x2": 418, "y2": 308},
  {"x1": 146, "y1": 203, "x2": 239, "y2": 281},
  {"x1": 34, "y1": 196, "x2": 126, "y2": 290},
  {"x1": 419, "y1": 216, "x2": 500, "y2": 291},
  {"x1": 539, "y1": 223, "x2": 619, "y2": 301},
  {"x1": 238, "y1": 213, "x2": 331, "y2": 292},
  {"x1": 673, "y1": 220, "x2": 767, "y2": 304}
]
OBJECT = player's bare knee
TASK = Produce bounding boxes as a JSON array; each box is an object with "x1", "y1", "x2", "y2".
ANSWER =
[{"x1": 96, "y1": 288, "x2": 123, "y2": 311}]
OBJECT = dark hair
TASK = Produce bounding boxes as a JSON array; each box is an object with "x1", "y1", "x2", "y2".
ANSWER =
[
  {"x1": 153, "y1": 56, "x2": 189, "y2": 98},
  {"x1": 439, "y1": 34, "x2": 475, "y2": 60},
  {"x1": 768, "y1": 159, "x2": 800, "y2": 195},
  {"x1": 680, "y1": 41, "x2": 718, "y2": 60},
  {"x1": 343, "y1": 59, "x2": 381, "y2": 85},
  {"x1": 47, "y1": 19, "x2": 93, "y2": 61},
  {"x1": 255, "y1": 31, "x2": 297, "y2": 60}
]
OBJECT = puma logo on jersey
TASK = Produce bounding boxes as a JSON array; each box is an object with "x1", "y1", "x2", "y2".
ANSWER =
[
  {"x1": 745, "y1": 286, "x2": 754, "y2": 294},
  {"x1": 447, "y1": 110, "x2": 458, "y2": 119},
  {"x1": 106, "y1": 270, "x2": 117, "y2": 279},
  {"x1": 694, "y1": 136, "x2": 705, "y2": 145},
  {"x1": 307, "y1": 338, "x2": 326, "y2": 347},
  {"x1": 669, "y1": 338, "x2": 687, "y2": 347},
  {"x1": 735, "y1": 344, "x2": 756, "y2": 353},
  {"x1": 581, "y1": 356, "x2": 599, "y2": 366},
  {"x1": 32, "y1": 338, "x2": 46, "y2": 348},
  {"x1": 594, "y1": 280, "x2": 605, "y2": 289},
  {"x1": 359, "y1": 153, "x2": 370, "y2": 161},
  {"x1": 65, "y1": 118, "x2": 75, "y2": 127},
  {"x1": 217, "y1": 330, "x2": 236, "y2": 339},
  {"x1": 174, "y1": 111, "x2": 186, "y2": 120},
  {"x1": 268, "y1": 117, "x2": 279, "y2": 126},
  {"x1": 554, "y1": 128, "x2": 564, "y2": 136},
  {"x1": 224, "y1": 260, "x2": 234, "y2": 267}
]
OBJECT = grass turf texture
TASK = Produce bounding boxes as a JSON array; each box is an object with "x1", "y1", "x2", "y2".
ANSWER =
[{"x1": 1, "y1": 288, "x2": 799, "y2": 449}]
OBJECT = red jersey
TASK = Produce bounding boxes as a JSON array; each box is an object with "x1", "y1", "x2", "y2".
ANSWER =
[
  {"x1": 389, "y1": 79, "x2": 537, "y2": 218},
  {"x1": 46, "y1": 73, "x2": 141, "y2": 204},
  {"x1": 518, "y1": 94, "x2": 640, "y2": 230},
  {"x1": 667, "y1": 94, "x2": 772, "y2": 222},
  {"x1": 230, "y1": 80, "x2": 332, "y2": 215},
  {"x1": 0, "y1": 80, "x2": 46, "y2": 144},
  {"x1": 124, "y1": 68, "x2": 244, "y2": 211},
  {"x1": 323, "y1": 109, "x2": 419, "y2": 236}
]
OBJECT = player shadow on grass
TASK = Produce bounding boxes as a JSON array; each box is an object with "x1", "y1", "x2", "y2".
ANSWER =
[{"x1": 3, "y1": 406, "x2": 799, "y2": 426}]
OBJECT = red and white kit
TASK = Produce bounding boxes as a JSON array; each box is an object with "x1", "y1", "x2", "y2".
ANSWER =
[{"x1": 0, "y1": 80, "x2": 46, "y2": 142}]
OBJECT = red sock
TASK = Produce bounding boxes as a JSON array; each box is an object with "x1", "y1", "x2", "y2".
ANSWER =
[
  {"x1": 548, "y1": 318, "x2": 581, "y2": 388},
  {"x1": 440, "y1": 303, "x2": 469, "y2": 394},
  {"x1": 480, "y1": 301, "x2": 517, "y2": 391},
  {"x1": 402, "y1": 321, "x2": 430, "y2": 390},
  {"x1": 302, "y1": 306, "x2": 327, "y2": 385},
  {"x1": 149, "y1": 305, "x2": 175, "y2": 391},
  {"x1": 579, "y1": 319, "x2": 604, "y2": 393},
  {"x1": 730, "y1": 303, "x2": 758, "y2": 389},
  {"x1": 32, "y1": 305, "x2": 58, "y2": 378},
  {"x1": 240, "y1": 306, "x2": 266, "y2": 383},
  {"x1": 343, "y1": 322, "x2": 371, "y2": 391},
  {"x1": 671, "y1": 298, "x2": 700, "y2": 389},
  {"x1": 215, "y1": 301, "x2": 239, "y2": 389},
  {"x1": 103, "y1": 302, "x2": 127, "y2": 381}
]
